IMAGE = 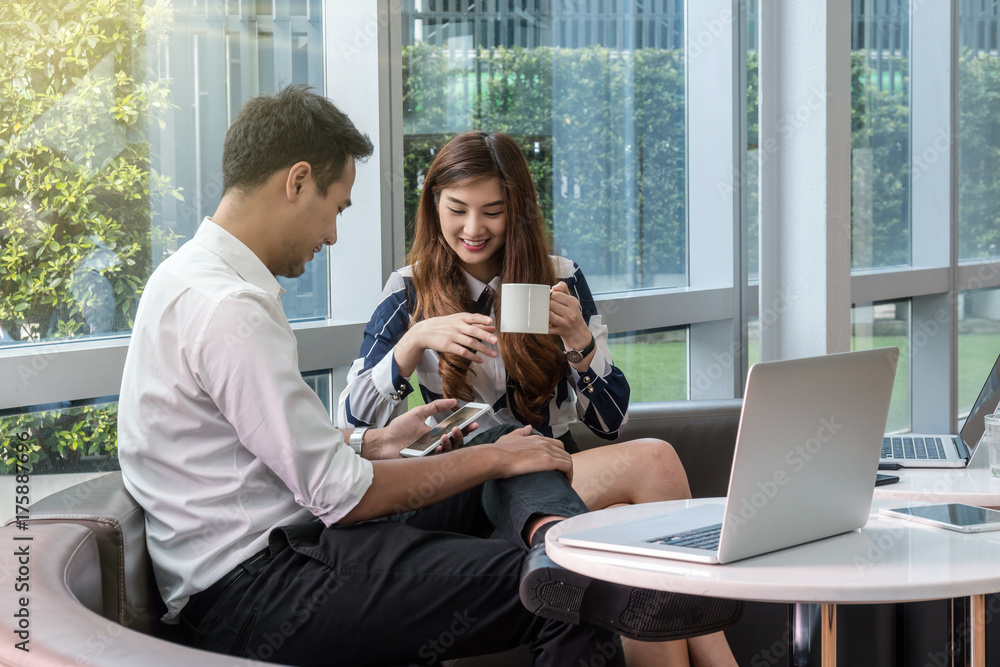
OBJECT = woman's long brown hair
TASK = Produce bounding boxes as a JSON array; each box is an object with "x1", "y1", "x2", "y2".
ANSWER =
[{"x1": 409, "y1": 131, "x2": 568, "y2": 425}]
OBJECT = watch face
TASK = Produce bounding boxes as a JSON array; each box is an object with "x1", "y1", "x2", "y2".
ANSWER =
[{"x1": 566, "y1": 350, "x2": 583, "y2": 363}]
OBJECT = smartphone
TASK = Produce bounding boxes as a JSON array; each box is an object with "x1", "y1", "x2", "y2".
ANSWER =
[
  {"x1": 878, "y1": 502, "x2": 1000, "y2": 533},
  {"x1": 874, "y1": 473, "x2": 899, "y2": 486},
  {"x1": 399, "y1": 403, "x2": 491, "y2": 458}
]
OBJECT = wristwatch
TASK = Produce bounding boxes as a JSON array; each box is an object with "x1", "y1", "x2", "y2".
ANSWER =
[
  {"x1": 564, "y1": 334, "x2": 596, "y2": 364},
  {"x1": 349, "y1": 427, "x2": 368, "y2": 455}
]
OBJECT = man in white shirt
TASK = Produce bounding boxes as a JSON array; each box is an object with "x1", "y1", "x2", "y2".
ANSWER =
[{"x1": 118, "y1": 85, "x2": 641, "y2": 666}]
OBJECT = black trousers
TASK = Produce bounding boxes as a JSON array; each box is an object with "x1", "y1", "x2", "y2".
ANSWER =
[{"x1": 184, "y1": 426, "x2": 625, "y2": 667}]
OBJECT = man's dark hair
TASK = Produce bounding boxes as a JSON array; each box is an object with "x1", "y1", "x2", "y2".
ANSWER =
[{"x1": 222, "y1": 84, "x2": 374, "y2": 196}]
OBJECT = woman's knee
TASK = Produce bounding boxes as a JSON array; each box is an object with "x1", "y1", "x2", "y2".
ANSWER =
[{"x1": 631, "y1": 438, "x2": 692, "y2": 499}]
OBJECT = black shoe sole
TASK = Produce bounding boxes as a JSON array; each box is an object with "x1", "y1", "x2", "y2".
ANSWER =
[{"x1": 519, "y1": 545, "x2": 745, "y2": 641}]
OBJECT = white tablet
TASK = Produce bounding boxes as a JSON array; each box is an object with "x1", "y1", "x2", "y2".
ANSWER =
[{"x1": 879, "y1": 503, "x2": 1000, "y2": 533}]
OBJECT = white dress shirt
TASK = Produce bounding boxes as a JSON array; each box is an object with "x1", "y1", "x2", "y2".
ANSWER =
[{"x1": 118, "y1": 219, "x2": 373, "y2": 621}]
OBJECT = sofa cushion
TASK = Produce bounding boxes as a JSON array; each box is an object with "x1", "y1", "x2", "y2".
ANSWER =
[{"x1": 571, "y1": 399, "x2": 743, "y2": 497}]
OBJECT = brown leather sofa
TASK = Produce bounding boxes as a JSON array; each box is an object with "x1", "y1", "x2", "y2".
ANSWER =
[{"x1": 0, "y1": 399, "x2": 744, "y2": 667}]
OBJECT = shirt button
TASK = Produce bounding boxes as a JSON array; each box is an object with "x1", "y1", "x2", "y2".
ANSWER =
[
  {"x1": 585, "y1": 387, "x2": 594, "y2": 394},
  {"x1": 583, "y1": 376, "x2": 591, "y2": 383},
  {"x1": 391, "y1": 393, "x2": 400, "y2": 400}
]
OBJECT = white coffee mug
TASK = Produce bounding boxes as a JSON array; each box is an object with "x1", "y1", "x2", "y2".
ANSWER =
[{"x1": 500, "y1": 283, "x2": 551, "y2": 334}]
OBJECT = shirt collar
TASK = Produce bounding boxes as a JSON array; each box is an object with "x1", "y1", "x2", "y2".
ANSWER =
[
  {"x1": 461, "y1": 267, "x2": 502, "y2": 301},
  {"x1": 193, "y1": 218, "x2": 286, "y2": 298}
]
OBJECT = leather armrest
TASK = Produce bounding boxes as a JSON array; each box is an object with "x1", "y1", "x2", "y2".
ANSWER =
[
  {"x1": 7, "y1": 471, "x2": 162, "y2": 632},
  {"x1": 0, "y1": 523, "x2": 276, "y2": 666}
]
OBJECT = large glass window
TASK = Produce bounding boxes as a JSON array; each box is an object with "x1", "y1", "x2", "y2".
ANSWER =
[
  {"x1": 851, "y1": 0, "x2": 911, "y2": 270},
  {"x1": 0, "y1": 0, "x2": 327, "y2": 351},
  {"x1": 747, "y1": 20, "x2": 759, "y2": 283},
  {"x1": 0, "y1": 372, "x2": 332, "y2": 483},
  {"x1": 611, "y1": 328, "x2": 687, "y2": 402},
  {"x1": 0, "y1": 0, "x2": 328, "y2": 486},
  {"x1": 853, "y1": 299, "x2": 910, "y2": 433},
  {"x1": 405, "y1": 327, "x2": 688, "y2": 407},
  {"x1": 1, "y1": 0, "x2": 177, "y2": 345},
  {"x1": 958, "y1": 0, "x2": 1000, "y2": 261},
  {"x1": 401, "y1": 0, "x2": 687, "y2": 293},
  {"x1": 959, "y1": 287, "x2": 1000, "y2": 420}
]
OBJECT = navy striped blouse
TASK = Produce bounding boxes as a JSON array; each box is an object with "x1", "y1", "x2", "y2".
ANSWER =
[{"x1": 337, "y1": 256, "x2": 630, "y2": 440}]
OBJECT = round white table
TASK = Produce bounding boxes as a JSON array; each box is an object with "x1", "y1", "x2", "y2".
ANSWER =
[
  {"x1": 873, "y1": 447, "x2": 1000, "y2": 507},
  {"x1": 546, "y1": 497, "x2": 1000, "y2": 667},
  {"x1": 869, "y1": 446, "x2": 1000, "y2": 665}
]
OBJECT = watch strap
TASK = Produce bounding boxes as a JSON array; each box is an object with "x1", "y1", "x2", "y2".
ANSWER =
[
  {"x1": 565, "y1": 333, "x2": 596, "y2": 363},
  {"x1": 349, "y1": 427, "x2": 368, "y2": 455}
]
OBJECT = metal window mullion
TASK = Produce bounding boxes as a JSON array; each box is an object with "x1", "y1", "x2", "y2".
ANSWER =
[
  {"x1": 850, "y1": 267, "x2": 951, "y2": 304},
  {"x1": 595, "y1": 288, "x2": 734, "y2": 334},
  {"x1": 757, "y1": 0, "x2": 852, "y2": 361},
  {"x1": 167, "y1": 20, "x2": 202, "y2": 239},
  {"x1": 309, "y1": 0, "x2": 324, "y2": 90},
  {"x1": 386, "y1": 0, "x2": 405, "y2": 275},
  {"x1": 735, "y1": 0, "x2": 750, "y2": 394},
  {"x1": 0, "y1": 322, "x2": 368, "y2": 411},
  {"x1": 957, "y1": 262, "x2": 1000, "y2": 291},
  {"x1": 908, "y1": 0, "x2": 956, "y2": 434},
  {"x1": 202, "y1": 0, "x2": 228, "y2": 201},
  {"x1": 687, "y1": 0, "x2": 739, "y2": 399},
  {"x1": 323, "y1": 0, "x2": 394, "y2": 322},
  {"x1": 273, "y1": 0, "x2": 294, "y2": 85}
]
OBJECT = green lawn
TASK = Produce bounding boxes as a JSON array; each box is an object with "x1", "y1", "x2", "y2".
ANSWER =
[
  {"x1": 852, "y1": 335, "x2": 908, "y2": 432},
  {"x1": 609, "y1": 340, "x2": 687, "y2": 402}
]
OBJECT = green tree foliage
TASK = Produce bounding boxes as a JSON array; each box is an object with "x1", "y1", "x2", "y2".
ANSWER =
[
  {"x1": 0, "y1": 0, "x2": 180, "y2": 343},
  {"x1": 850, "y1": 52, "x2": 910, "y2": 268},
  {"x1": 0, "y1": 0, "x2": 179, "y2": 473},
  {"x1": 403, "y1": 45, "x2": 999, "y2": 277},
  {"x1": 849, "y1": 50, "x2": 1000, "y2": 267},
  {"x1": 401, "y1": 44, "x2": 686, "y2": 289},
  {"x1": 958, "y1": 50, "x2": 1000, "y2": 260},
  {"x1": 2, "y1": 404, "x2": 118, "y2": 475}
]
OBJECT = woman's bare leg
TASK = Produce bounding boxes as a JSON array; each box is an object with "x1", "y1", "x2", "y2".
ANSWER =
[
  {"x1": 569, "y1": 440, "x2": 738, "y2": 666},
  {"x1": 622, "y1": 636, "x2": 690, "y2": 666},
  {"x1": 571, "y1": 438, "x2": 692, "y2": 509},
  {"x1": 687, "y1": 633, "x2": 739, "y2": 667}
]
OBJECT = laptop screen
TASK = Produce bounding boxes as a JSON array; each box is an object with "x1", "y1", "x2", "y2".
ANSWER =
[{"x1": 959, "y1": 352, "x2": 1000, "y2": 452}]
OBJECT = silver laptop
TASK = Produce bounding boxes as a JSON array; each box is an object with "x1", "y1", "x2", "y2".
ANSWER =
[
  {"x1": 879, "y1": 351, "x2": 1000, "y2": 468},
  {"x1": 558, "y1": 348, "x2": 898, "y2": 565}
]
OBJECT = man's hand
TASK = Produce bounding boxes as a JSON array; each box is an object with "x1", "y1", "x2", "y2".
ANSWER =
[
  {"x1": 366, "y1": 399, "x2": 476, "y2": 460},
  {"x1": 483, "y1": 425, "x2": 574, "y2": 483},
  {"x1": 339, "y1": 423, "x2": 575, "y2": 524}
]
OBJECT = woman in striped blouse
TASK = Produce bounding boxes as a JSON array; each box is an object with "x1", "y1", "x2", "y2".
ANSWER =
[{"x1": 339, "y1": 130, "x2": 737, "y2": 667}]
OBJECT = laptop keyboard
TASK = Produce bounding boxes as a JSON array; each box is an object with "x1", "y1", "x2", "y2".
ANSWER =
[
  {"x1": 646, "y1": 523, "x2": 722, "y2": 551},
  {"x1": 881, "y1": 436, "x2": 946, "y2": 460}
]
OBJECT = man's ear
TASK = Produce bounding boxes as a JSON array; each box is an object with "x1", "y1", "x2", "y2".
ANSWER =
[{"x1": 285, "y1": 161, "x2": 312, "y2": 200}]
